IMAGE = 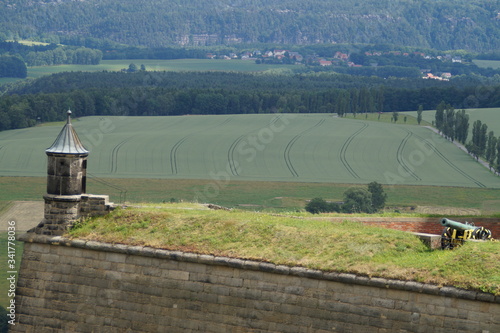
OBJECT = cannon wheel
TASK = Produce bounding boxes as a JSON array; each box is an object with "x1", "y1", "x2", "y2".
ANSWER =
[
  {"x1": 472, "y1": 227, "x2": 492, "y2": 240},
  {"x1": 441, "y1": 227, "x2": 463, "y2": 250}
]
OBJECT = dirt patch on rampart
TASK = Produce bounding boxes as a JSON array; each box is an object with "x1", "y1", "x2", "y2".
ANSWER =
[{"x1": 0, "y1": 201, "x2": 43, "y2": 231}]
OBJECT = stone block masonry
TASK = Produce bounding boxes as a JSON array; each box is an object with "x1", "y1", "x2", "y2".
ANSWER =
[
  {"x1": 79, "y1": 194, "x2": 114, "y2": 217},
  {"x1": 32, "y1": 194, "x2": 114, "y2": 236},
  {"x1": 12, "y1": 234, "x2": 499, "y2": 333}
]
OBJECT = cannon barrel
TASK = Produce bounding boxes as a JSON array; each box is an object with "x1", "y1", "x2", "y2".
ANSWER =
[{"x1": 440, "y1": 218, "x2": 475, "y2": 231}]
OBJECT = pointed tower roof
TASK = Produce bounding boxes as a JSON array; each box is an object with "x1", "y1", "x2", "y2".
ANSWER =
[{"x1": 46, "y1": 110, "x2": 89, "y2": 155}]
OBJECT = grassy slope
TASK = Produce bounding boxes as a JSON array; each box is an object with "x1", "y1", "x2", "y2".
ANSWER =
[{"x1": 69, "y1": 204, "x2": 500, "y2": 295}]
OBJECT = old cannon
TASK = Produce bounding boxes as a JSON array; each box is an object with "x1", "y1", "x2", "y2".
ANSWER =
[{"x1": 440, "y1": 218, "x2": 492, "y2": 249}]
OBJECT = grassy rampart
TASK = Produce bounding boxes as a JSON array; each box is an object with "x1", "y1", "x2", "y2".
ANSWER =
[{"x1": 69, "y1": 203, "x2": 500, "y2": 295}]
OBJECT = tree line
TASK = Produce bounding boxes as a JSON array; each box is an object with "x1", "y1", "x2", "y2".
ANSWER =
[
  {"x1": 2, "y1": 70, "x2": 441, "y2": 98},
  {"x1": 466, "y1": 119, "x2": 500, "y2": 174},
  {"x1": 0, "y1": 41, "x2": 103, "y2": 68},
  {"x1": 8, "y1": 70, "x2": 500, "y2": 98},
  {"x1": 0, "y1": 87, "x2": 389, "y2": 130},
  {"x1": 0, "y1": 55, "x2": 27, "y2": 78},
  {"x1": 305, "y1": 182, "x2": 387, "y2": 214},
  {"x1": 434, "y1": 102, "x2": 500, "y2": 174},
  {"x1": 0, "y1": 40, "x2": 58, "y2": 56},
  {"x1": 24, "y1": 47, "x2": 103, "y2": 67},
  {"x1": 434, "y1": 101, "x2": 469, "y2": 144},
  {"x1": 1, "y1": 71, "x2": 500, "y2": 132}
]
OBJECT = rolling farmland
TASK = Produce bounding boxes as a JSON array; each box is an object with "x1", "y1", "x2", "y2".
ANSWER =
[{"x1": 1, "y1": 114, "x2": 499, "y2": 189}]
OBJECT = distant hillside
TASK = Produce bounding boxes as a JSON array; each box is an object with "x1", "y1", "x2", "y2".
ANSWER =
[{"x1": 0, "y1": 0, "x2": 499, "y2": 52}]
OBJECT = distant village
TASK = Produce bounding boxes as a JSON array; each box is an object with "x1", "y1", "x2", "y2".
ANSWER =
[{"x1": 206, "y1": 49, "x2": 463, "y2": 80}]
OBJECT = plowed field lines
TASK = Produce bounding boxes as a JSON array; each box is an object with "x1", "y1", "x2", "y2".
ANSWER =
[
  {"x1": 170, "y1": 117, "x2": 234, "y2": 175},
  {"x1": 170, "y1": 137, "x2": 188, "y2": 174},
  {"x1": 339, "y1": 122, "x2": 368, "y2": 179},
  {"x1": 228, "y1": 135, "x2": 245, "y2": 176},
  {"x1": 397, "y1": 130, "x2": 421, "y2": 181},
  {"x1": 413, "y1": 132, "x2": 485, "y2": 188},
  {"x1": 283, "y1": 119, "x2": 325, "y2": 177},
  {"x1": 110, "y1": 137, "x2": 134, "y2": 174}
]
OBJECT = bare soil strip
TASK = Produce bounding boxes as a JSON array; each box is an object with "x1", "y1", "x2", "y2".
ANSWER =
[{"x1": 0, "y1": 201, "x2": 43, "y2": 231}]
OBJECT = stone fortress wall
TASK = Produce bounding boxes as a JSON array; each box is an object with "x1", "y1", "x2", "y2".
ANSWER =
[{"x1": 11, "y1": 233, "x2": 499, "y2": 333}]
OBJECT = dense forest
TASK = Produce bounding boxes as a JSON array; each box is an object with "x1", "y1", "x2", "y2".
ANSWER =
[
  {"x1": 1, "y1": 71, "x2": 499, "y2": 131},
  {"x1": 0, "y1": 41, "x2": 103, "y2": 68},
  {"x1": 0, "y1": 55, "x2": 26, "y2": 78},
  {"x1": 1, "y1": 0, "x2": 499, "y2": 52}
]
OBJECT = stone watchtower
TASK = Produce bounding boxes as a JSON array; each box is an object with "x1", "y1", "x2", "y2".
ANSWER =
[{"x1": 32, "y1": 110, "x2": 113, "y2": 235}]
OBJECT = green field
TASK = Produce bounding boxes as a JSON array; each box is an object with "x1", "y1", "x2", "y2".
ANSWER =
[
  {"x1": 473, "y1": 59, "x2": 500, "y2": 69},
  {"x1": 0, "y1": 77, "x2": 22, "y2": 85},
  {"x1": 2, "y1": 176, "x2": 500, "y2": 213},
  {"x1": 25, "y1": 59, "x2": 288, "y2": 80},
  {"x1": 0, "y1": 59, "x2": 291, "y2": 86},
  {"x1": 1, "y1": 114, "x2": 499, "y2": 189}
]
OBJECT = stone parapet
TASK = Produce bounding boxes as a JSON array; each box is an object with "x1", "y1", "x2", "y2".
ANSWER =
[
  {"x1": 17, "y1": 233, "x2": 500, "y2": 304},
  {"x1": 80, "y1": 194, "x2": 114, "y2": 217},
  {"x1": 32, "y1": 194, "x2": 114, "y2": 236},
  {"x1": 12, "y1": 233, "x2": 499, "y2": 333}
]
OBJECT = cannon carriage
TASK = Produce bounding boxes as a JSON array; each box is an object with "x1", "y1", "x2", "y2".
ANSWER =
[{"x1": 440, "y1": 218, "x2": 492, "y2": 249}]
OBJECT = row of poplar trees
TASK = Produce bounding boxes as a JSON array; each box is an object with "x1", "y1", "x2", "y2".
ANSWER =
[{"x1": 435, "y1": 101, "x2": 500, "y2": 173}]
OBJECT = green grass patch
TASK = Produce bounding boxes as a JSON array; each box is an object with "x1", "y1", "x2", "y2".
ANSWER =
[
  {"x1": 24, "y1": 59, "x2": 286, "y2": 80},
  {"x1": 0, "y1": 177, "x2": 45, "y2": 202},
  {"x1": 2, "y1": 176, "x2": 500, "y2": 214},
  {"x1": 0, "y1": 77, "x2": 23, "y2": 85},
  {"x1": 0, "y1": 202, "x2": 12, "y2": 216},
  {"x1": 69, "y1": 204, "x2": 500, "y2": 295},
  {"x1": 473, "y1": 59, "x2": 500, "y2": 69}
]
